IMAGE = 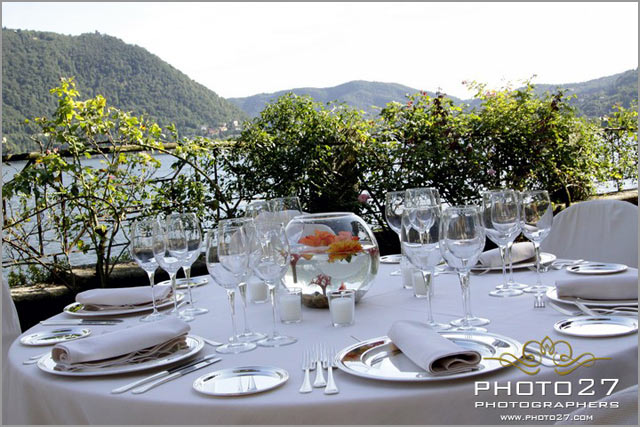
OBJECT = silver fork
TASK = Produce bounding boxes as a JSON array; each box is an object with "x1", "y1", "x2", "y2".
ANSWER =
[
  {"x1": 299, "y1": 349, "x2": 313, "y2": 393},
  {"x1": 324, "y1": 345, "x2": 339, "y2": 395},
  {"x1": 312, "y1": 344, "x2": 326, "y2": 388},
  {"x1": 534, "y1": 293, "x2": 545, "y2": 308}
]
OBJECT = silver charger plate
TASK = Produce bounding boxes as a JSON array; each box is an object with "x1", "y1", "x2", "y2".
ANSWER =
[
  {"x1": 472, "y1": 252, "x2": 556, "y2": 271},
  {"x1": 545, "y1": 288, "x2": 638, "y2": 308},
  {"x1": 193, "y1": 366, "x2": 289, "y2": 396},
  {"x1": 20, "y1": 327, "x2": 91, "y2": 346},
  {"x1": 567, "y1": 263, "x2": 628, "y2": 275},
  {"x1": 63, "y1": 292, "x2": 184, "y2": 317},
  {"x1": 380, "y1": 254, "x2": 403, "y2": 264},
  {"x1": 335, "y1": 331, "x2": 522, "y2": 382},
  {"x1": 37, "y1": 335, "x2": 204, "y2": 376},
  {"x1": 554, "y1": 316, "x2": 638, "y2": 338},
  {"x1": 157, "y1": 276, "x2": 209, "y2": 290}
]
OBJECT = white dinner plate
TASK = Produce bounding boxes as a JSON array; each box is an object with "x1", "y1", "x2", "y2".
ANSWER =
[
  {"x1": 157, "y1": 276, "x2": 209, "y2": 290},
  {"x1": 63, "y1": 292, "x2": 184, "y2": 317},
  {"x1": 335, "y1": 331, "x2": 522, "y2": 382},
  {"x1": 545, "y1": 288, "x2": 638, "y2": 308},
  {"x1": 20, "y1": 327, "x2": 91, "y2": 346},
  {"x1": 566, "y1": 263, "x2": 628, "y2": 275},
  {"x1": 37, "y1": 335, "x2": 204, "y2": 376},
  {"x1": 193, "y1": 366, "x2": 289, "y2": 396},
  {"x1": 554, "y1": 316, "x2": 638, "y2": 338},
  {"x1": 472, "y1": 253, "x2": 556, "y2": 271},
  {"x1": 380, "y1": 255, "x2": 402, "y2": 264}
]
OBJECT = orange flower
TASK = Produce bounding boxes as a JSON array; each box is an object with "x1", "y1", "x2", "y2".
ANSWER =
[
  {"x1": 299, "y1": 230, "x2": 336, "y2": 247},
  {"x1": 327, "y1": 239, "x2": 363, "y2": 263},
  {"x1": 334, "y1": 231, "x2": 359, "y2": 242}
]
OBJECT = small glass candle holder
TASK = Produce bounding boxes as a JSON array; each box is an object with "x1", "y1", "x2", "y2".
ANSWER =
[
  {"x1": 277, "y1": 287, "x2": 302, "y2": 324},
  {"x1": 248, "y1": 280, "x2": 269, "y2": 304},
  {"x1": 328, "y1": 289, "x2": 355, "y2": 327},
  {"x1": 400, "y1": 256, "x2": 414, "y2": 289},
  {"x1": 412, "y1": 270, "x2": 429, "y2": 298}
]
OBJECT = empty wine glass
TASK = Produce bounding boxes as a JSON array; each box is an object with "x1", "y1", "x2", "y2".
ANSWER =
[
  {"x1": 481, "y1": 190, "x2": 523, "y2": 297},
  {"x1": 440, "y1": 206, "x2": 490, "y2": 332},
  {"x1": 253, "y1": 222, "x2": 296, "y2": 347},
  {"x1": 130, "y1": 218, "x2": 166, "y2": 322},
  {"x1": 205, "y1": 227, "x2": 256, "y2": 354},
  {"x1": 401, "y1": 200, "x2": 450, "y2": 330},
  {"x1": 268, "y1": 196, "x2": 302, "y2": 227},
  {"x1": 245, "y1": 200, "x2": 270, "y2": 220},
  {"x1": 176, "y1": 213, "x2": 208, "y2": 316},
  {"x1": 152, "y1": 215, "x2": 193, "y2": 322},
  {"x1": 384, "y1": 191, "x2": 405, "y2": 277},
  {"x1": 520, "y1": 190, "x2": 554, "y2": 294}
]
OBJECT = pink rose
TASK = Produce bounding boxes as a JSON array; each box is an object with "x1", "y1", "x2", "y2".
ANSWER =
[{"x1": 358, "y1": 193, "x2": 370, "y2": 204}]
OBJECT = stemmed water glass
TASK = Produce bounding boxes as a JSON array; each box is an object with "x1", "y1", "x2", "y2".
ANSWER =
[
  {"x1": 253, "y1": 222, "x2": 296, "y2": 347},
  {"x1": 481, "y1": 190, "x2": 523, "y2": 297},
  {"x1": 520, "y1": 190, "x2": 554, "y2": 294},
  {"x1": 177, "y1": 213, "x2": 208, "y2": 316},
  {"x1": 268, "y1": 196, "x2": 302, "y2": 227},
  {"x1": 384, "y1": 191, "x2": 405, "y2": 277},
  {"x1": 130, "y1": 218, "x2": 166, "y2": 322},
  {"x1": 152, "y1": 215, "x2": 194, "y2": 322},
  {"x1": 245, "y1": 200, "x2": 270, "y2": 220},
  {"x1": 401, "y1": 192, "x2": 450, "y2": 330},
  {"x1": 205, "y1": 227, "x2": 256, "y2": 354},
  {"x1": 440, "y1": 206, "x2": 490, "y2": 332}
]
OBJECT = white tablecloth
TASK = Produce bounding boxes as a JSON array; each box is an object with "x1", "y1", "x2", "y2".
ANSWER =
[{"x1": 4, "y1": 264, "x2": 638, "y2": 424}]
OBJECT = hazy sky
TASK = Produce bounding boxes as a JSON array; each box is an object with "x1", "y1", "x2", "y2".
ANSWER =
[{"x1": 2, "y1": 2, "x2": 638, "y2": 99}]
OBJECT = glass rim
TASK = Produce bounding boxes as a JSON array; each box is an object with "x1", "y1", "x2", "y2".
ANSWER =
[
  {"x1": 444, "y1": 205, "x2": 479, "y2": 212},
  {"x1": 291, "y1": 212, "x2": 356, "y2": 221},
  {"x1": 327, "y1": 289, "x2": 355, "y2": 296}
]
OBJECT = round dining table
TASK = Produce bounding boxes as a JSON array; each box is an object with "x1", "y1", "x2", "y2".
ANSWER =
[{"x1": 4, "y1": 261, "x2": 638, "y2": 424}]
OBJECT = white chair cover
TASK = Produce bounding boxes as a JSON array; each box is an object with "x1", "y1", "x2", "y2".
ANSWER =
[
  {"x1": 540, "y1": 200, "x2": 638, "y2": 268},
  {"x1": 2, "y1": 277, "x2": 21, "y2": 422},
  {"x1": 555, "y1": 384, "x2": 638, "y2": 425}
]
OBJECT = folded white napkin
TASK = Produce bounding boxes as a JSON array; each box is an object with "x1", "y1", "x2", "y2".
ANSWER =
[
  {"x1": 477, "y1": 242, "x2": 535, "y2": 267},
  {"x1": 51, "y1": 317, "x2": 190, "y2": 371},
  {"x1": 556, "y1": 271, "x2": 638, "y2": 300},
  {"x1": 388, "y1": 320, "x2": 481, "y2": 374},
  {"x1": 75, "y1": 284, "x2": 172, "y2": 309}
]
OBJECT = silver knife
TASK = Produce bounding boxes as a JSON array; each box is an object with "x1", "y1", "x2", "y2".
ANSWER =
[
  {"x1": 41, "y1": 319, "x2": 123, "y2": 326},
  {"x1": 131, "y1": 356, "x2": 222, "y2": 394},
  {"x1": 111, "y1": 353, "x2": 219, "y2": 394}
]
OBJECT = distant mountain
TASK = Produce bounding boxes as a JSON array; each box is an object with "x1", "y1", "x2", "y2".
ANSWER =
[
  {"x1": 229, "y1": 81, "x2": 465, "y2": 117},
  {"x1": 2, "y1": 28, "x2": 247, "y2": 154}
]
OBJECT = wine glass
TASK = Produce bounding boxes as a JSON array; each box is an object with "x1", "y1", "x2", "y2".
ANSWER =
[
  {"x1": 268, "y1": 196, "x2": 302, "y2": 227},
  {"x1": 205, "y1": 227, "x2": 256, "y2": 354},
  {"x1": 520, "y1": 190, "x2": 554, "y2": 294},
  {"x1": 440, "y1": 206, "x2": 490, "y2": 332},
  {"x1": 245, "y1": 200, "x2": 270, "y2": 220},
  {"x1": 130, "y1": 218, "x2": 166, "y2": 322},
  {"x1": 401, "y1": 199, "x2": 450, "y2": 330},
  {"x1": 481, "y1": 190, "x2": 523, "y2": 297},
  {"x1": 152, "y1": 215, "x2": 193, "y2": 322},
  {"x1": 176, "y1": 213, "x2": 208, "y2": 316},
  {"x1": 384, "y1": 191, "x2": 405, "y2": 277},
  {"x1": 252, "y1": 222, "x2": 296, "y2": 347}
]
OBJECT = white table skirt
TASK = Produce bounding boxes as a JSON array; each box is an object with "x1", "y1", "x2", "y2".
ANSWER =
[{"x1": 4, "y1": 263, "x2": 638, "y2": 424}]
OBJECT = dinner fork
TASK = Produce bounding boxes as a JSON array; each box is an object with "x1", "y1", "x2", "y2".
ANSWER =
[
  {"x1": 534, "y1": 293, "x2": 545, "y2": 308},
  {"x1": 324, "y1": 346, "x2": 339, "y2": 395},
  {"x1": 299, "y1": 349, "x2": 313, "y2": 393},
  {"x1": 312, "y1": 344, "x2": 326, "y2": 388}
]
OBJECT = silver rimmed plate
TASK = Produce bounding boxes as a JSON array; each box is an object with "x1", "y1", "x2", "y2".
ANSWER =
[
  {"x1": 157, "y1": 276, "x2": 209, "y2": 290},
  {"x1": 472, "y1": 253, "x2": 556, "y2": 271},
  {"x1": 567, "y1": 263, "x2": 628, "y2": 275},
  {"x1": 554, "y1": 316, "x2": 638, "y2": 338},
  {"x1": 37, "y1": 335, "x2": 204, "y2": 376},
  {"x1": 335, "y1": 332, "x2": 522, "y2": 382},
  {"x1": 20, "y1": 327, "x2": 91, "y2": 346},
  {"x1": 380, "y1": 255, "x2": 402, "y2": 264},
  {"x1": 193, "y1": 366, "x2": 289, "y2": 396},
  {"x1": 545, "y1": 288, "x2": 638, "y2": 308},
  {"x1": 63, "y1": 292, "x2": 184, "y2": 317}
]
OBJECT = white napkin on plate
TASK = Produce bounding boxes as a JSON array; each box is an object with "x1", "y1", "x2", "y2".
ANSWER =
[
  {"x1": 388, "y1": 320, "x2": 481, "y2": 374},
  {"x1": 555, "y1": 271, "x2": 638, "y2": 300},
  {"x1": 75, "y1": 284, "x2": 172, "y2": 309},
  {"x1": 51, "y1": 317, "x2": 190, "y2": 371},
  {"x1": 477, "y1": 242, "x2": 535, "y2": 267}
]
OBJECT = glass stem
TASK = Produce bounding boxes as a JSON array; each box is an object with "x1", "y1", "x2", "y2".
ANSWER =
[
  {"x1": 147, "y1": 270, "x2": 158, "y2": 314},
  {"x1": 506, "y1": 241, "x2": 516, "y2": 285},
  {"x1": 533, "y1": 242, "x2": 542, "y2": 287},
  {"x1": 227, "y1": 289, "x2": 238, "y2": 344},
  {"x1": 184, "y1": 266, "x2": 195, "y2": 306},
  {"x1": 499, "y1": 245, "x2": 508, "y2": 289},
  {"x1": 170, "y1": 273, "x2": 179, "y2": 312},
  {"x1": 423, "y1": 269, "x2": 434, "y2": 323},
  {"x1": 458, "y1": 270, "x2": 472, "y2": 327},
  {"x1": 238, "y1": 282, "x2": 251, "y2": 333},
  {"x1": 268, "y1": 283, "x2": 279, "y2": 339}
]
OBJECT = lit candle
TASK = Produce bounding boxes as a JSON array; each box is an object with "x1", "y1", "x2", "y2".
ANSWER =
[
  {"x1": 330, "y1": 297, "x2": 354, "y2": 326},
  {"x1": 248, "y1": 281, "x2": 268, "y2": 303},
  {"x1": 278, "y1": 292, "x2": 302, "y2": 323}
]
